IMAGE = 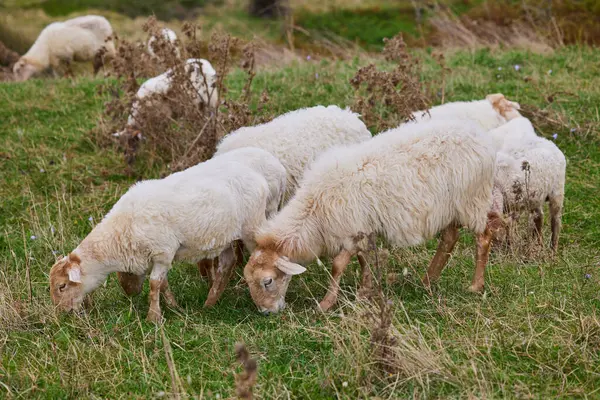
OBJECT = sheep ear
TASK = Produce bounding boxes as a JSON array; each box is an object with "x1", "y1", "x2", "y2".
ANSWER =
[
  {"x1": 509, "y1": 101, "x2": 521, "y2": 110},
  {"x1": 68, "y1": 265, "x2": 82, "y2": 283},
  {"x1": 275, "y1": 257, "x2": 306, "y2": 275},
  {"x1": 486, "y1": 93, "x2": 505, "y2": 105}
]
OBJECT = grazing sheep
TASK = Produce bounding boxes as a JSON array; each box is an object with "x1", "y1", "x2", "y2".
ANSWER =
[
  {"x1": 488, "y1": 117, "x2": 566, "y2": 251},
  {"x1": 63, "y1": 15, "x2": 114, "y2": 41},
  {"x1": 411, "y1": 93, "x2": 522, "y2": 131},
  {"x1": 113, "y1": 58, "x2": 217, "y2": 138},
  {"x1": 13, "y1": 16, "x2": 115, "y2": 81},
  {"x1": 243, "y1": 120, "x2": 503, "y2": 314},
  {"x1": 147, "y1": 28, "x2": 180, "y2": 60},
  {"x1": 50, "y1": 147, "x2": 286, "y2": 322},
  {"x1": 215, "y1": 105, "x2": 373, "y2": 201}
]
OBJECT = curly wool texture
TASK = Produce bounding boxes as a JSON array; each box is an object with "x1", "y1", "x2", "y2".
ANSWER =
[
  {"x1": 257, "y1": 120, "x2": 497, "y2": 264},
  {"x1": 488, "y1": 117, "x2": 566, "y2": 215},
  {"x1": 411, "y1": 95, "x2": 521, "y2": 131},
  {"x1": 13, "y1": 16, "x2": 116, "y2": 80},
  {"x1": 66, "y1": 147, "x2": 285, "y2": 295},
  {"x1": 115, "y1": 58, "x2": 217, "y2": 136},
  {"x1": 215, "y1": 105, "x2": 372, "y2": 200}
]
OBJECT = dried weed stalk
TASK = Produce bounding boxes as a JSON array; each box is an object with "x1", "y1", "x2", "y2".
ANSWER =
[
  {"x1": 233, "y1": 342, "x2": 258, "y2": 400},
  {"x1": 363, "y1": 234, "x2": 397, "y2": 375},
  {"x1": 350, "y1": 34, "x2": 431, "y2": 132},
  {"x1": 0, "y1": 39, "x2": 19, "y2": 81},
  {"x1": 93, "y1": 17, "x2": 269, "y2": 175},
  {"x1": 0, "y1": 39, "x2": 19, "y2": 67}
]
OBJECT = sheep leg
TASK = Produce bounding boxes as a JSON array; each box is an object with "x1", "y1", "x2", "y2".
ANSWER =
[
  {"x1": 160, "y1": 278, "x2": 178, "y2": 308},
  {"x1": 93, "y1": 51, "x2": 104, "y2": 76},
  {"x1": 319, "y1": 250, "x2": 352, "y2": 312},
  {"x1": 63, "y1": 60, "x2": 74, "y2": 78},
  {"x1": 147, "y1": 262, "x2": 170, "y2": 323},
  {"x1": 469, "y1": 212, "x2": 503, "y2": 293},
  {"x1": 549, "y1": 194, "x2": 563, "y2": 253},
  {"x1": 116, "y1": 271, "x2": 145, "y2": 296},
  {"x1": 530, "y1": 207, "x2": 544, "y2": 246},
  {"x1": 234, "y1": 239, "x2": 245, "y2": 267},
  {"x1": 356, "y1": 252, "x2": 374, "y2": 298},
  {"x1": 422, "y1": 224, "x2": 460, "y2": 287},
  {"x1": 204, "y1": 246, "x2": 236, "y2": 308},
  {"x1": 505, "y1": 211, "x2": 520, "y2": 248},
  {"x1": 197, "y1": 258, "x2": 214, "y2": 285}
]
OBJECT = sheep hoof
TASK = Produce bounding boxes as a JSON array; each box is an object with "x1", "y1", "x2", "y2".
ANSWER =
[
  {"x1": 146, "y1": 310, "x2": 162, "y2": 324},
  {"x1": 318, "y1": 300, "x2": 335, "y2": 312},
  {"x1": 357, "y1": 287, "x2": 374, "y2": 300},
  {"x1": 203, "y1": 296, "x2": 217, "y2": 308},
  {"x1": 163, "y1": 294, "x2": 178, "y2": 308},
  {"x1": 467, "y1": 284, "x2": 484, "y2": 294},
  {"x1": 421, "y1": 275, "x2": 435, "y2": 289}
]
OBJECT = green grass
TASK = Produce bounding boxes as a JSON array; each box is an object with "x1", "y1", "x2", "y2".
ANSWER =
[
  {"x1": 6, "y1": 0, "x2": 212, "y2": 19},
  {"x1": 295, "y1": 6, "x2": 420, "y2": 49},
  {"x1": 1, "y1": 47, "x2": 600, "y2": 398}
]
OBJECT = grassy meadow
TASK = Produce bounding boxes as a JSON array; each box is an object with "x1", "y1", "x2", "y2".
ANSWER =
[{"x1": 1, "y1": 10, "x2": 600, "y2": 398}]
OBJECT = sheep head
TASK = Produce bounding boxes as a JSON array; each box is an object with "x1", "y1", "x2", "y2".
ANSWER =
[
  {"x1": 486, "y1": 93, "x2": 521, "y2": 121},
  {"x1": 49, "y1": 253, "x2": 85, "y2": 312},
  {"x1": 243, "y1": 248, "x2": 306, "y2": 315},
  {"x1": 12, "y1": 58, "x2": 39, "y2": 81}
]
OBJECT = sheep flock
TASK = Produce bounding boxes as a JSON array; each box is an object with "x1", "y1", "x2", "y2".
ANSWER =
[{"x1": 11, "y1": 16, "x2": 567, "y2": 322}]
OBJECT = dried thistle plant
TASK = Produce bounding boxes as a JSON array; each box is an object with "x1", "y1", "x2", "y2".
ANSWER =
[
  {"x1": 363, "y1": 234, "x2": 398, "y2": 375},
  {"x1": 0, "y1": 39, "x2": 19, "y2": 68},
  {"x1": 233, "y1": 342, "x2": 258, "y2": 400},
  {"x1": 350, "y1": 34, "x2": 431, "y2": 132},
  {"x1": 92, "y1": 17, "x2": 269, "y2": 175}
]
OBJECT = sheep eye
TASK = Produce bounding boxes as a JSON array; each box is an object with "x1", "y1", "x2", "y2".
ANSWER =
[
  {"x1": 58, "y1": 283, "x2": 67, "y2": 292},
  {"x1": 263, "y1": 278, "x2": 273, "y2": 287}
]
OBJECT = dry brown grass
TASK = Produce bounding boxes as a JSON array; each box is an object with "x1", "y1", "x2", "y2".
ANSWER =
[
  {"x1": 431, "y1": 0, "x2": 600, "y2": 50},
  {"x1": 429, "y1": 10, "x2": 555, "y2": 52}
]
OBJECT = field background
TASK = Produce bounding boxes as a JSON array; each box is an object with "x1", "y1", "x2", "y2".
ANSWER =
[{"x1": 1, "y1": 0, "x2": 600, "y2": 398}]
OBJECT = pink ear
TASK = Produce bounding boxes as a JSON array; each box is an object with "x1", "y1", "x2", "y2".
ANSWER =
[
  {"x1": 486, "y1": 93, "x2": 505, "y2": 104},
  {"x1": 275, "y1": 257, "x2": 306, "y2": 275},
  {"x1": 68, "y1": 266, "x2": 82, "y2": 283}
]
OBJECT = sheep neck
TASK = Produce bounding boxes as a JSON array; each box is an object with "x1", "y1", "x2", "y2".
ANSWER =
[
  {"x1": 73, "y1": 224, "x2": 146, "y2": 294},
  {"x1": 23, "y1": 35, "x2": 51, "y2": 68},
  {"x1": 265, "y1": 209, "x2": 323, "y2": 264}
]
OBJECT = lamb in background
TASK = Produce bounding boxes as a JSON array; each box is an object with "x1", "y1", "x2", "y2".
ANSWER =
[
  {"x1": 13, "y1": 15, "x2": 115, "y2": 81},
  {"x1": 411, "y1": 93, "x2": 521, "y2": 131},
  {"x1": 147, "y1": 28, "x2": 181, "y2": 60},
  {"x1": 488, "y1": 117, "x2": 566, "y2": 251},
  {"x1": 113, "y1": 58, "x2": 218, "y2": 139}
]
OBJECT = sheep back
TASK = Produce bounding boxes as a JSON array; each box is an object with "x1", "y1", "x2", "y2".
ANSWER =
[
  {"x1": 263, "y1": 120, "x2": 496, "y2": 260},
  {"x1": 215, "y1": 105, "x2": 372, "y2": 199}
]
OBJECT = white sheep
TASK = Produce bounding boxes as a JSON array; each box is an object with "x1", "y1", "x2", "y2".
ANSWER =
[
  {"x1": 13, "y1": 16, "x2": 116, "y2": 81},
  {"x1": 64, "y1": 15, "x2": 114, "y2": 41},
  {"x1": 488, "y1": 117, "x2": 566, "y2": 251},
  {"x1": 243, "y1": 120, "x2": 503, "y2": 314},
  {"x1": 147, "y1": 28, "x2": 181, "y2": 60},
  {"x1": 411, "y1": 93, "x2": 522, "y2": 131},
  {"x1": 113, "y1": 58, "x2": 218, "y2": 138},
  {"x1": 215, "y1": 105, "x2": 373, "y2": 201},
  {"x1": 49, "y1": 147, "x2": 286, "y2": 322}
]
